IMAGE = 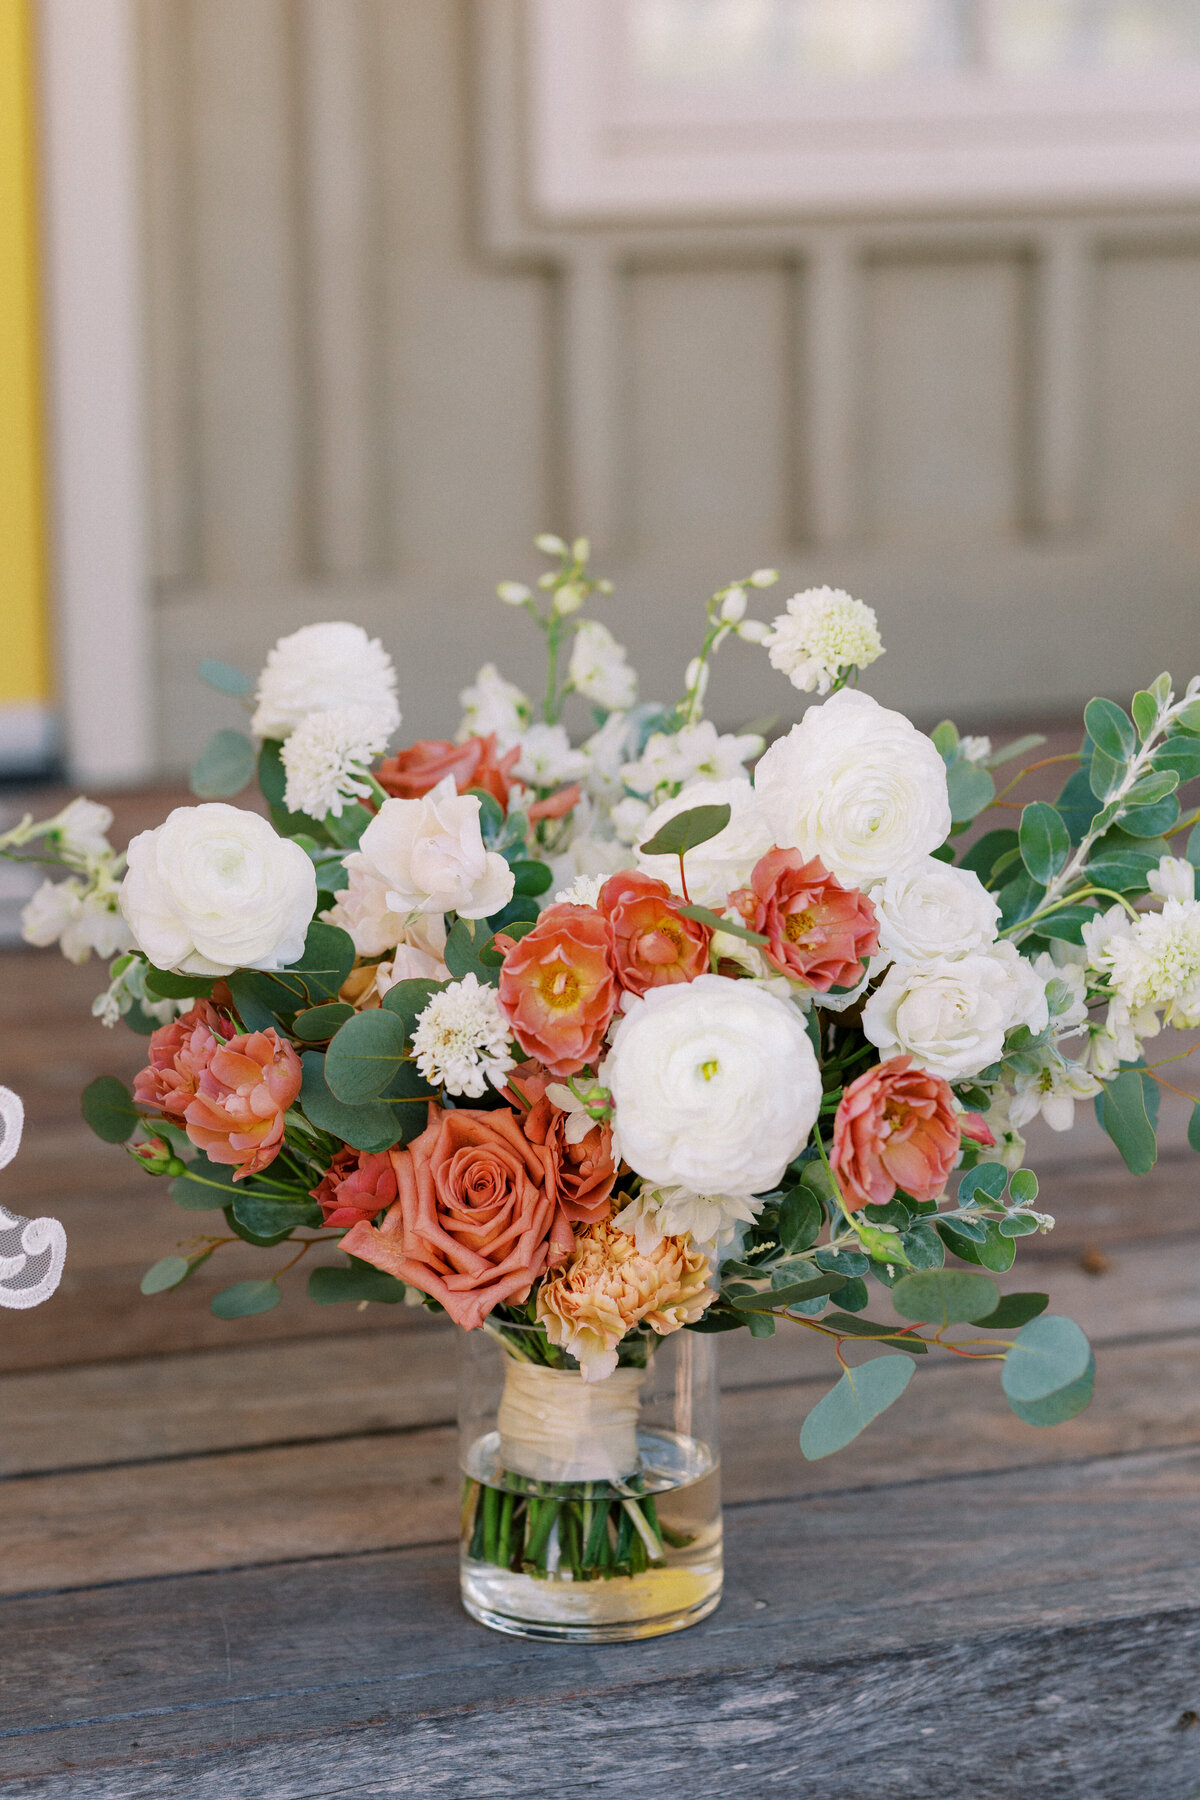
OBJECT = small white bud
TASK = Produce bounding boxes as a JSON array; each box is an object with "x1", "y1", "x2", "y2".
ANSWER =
[
  {"x1": 737, "y1": 618, "x2": 770, "y2": 644},
  {"x1": 720, "y1": 588, "x2": 748, "y2": 624},
  {"x1": 535, "y1": 533, "x2": 568, "y2": 556},
  {"x1": 596, "y1": 578, "x2": 614, "y2": 594},
  {"x1": 496, "y1": 581, "x2": 531, "y2": 606},
  {"x1": 695, "y1": 662, "x2": 710, "y2": 700},
  {"x1": 554, "y1": 582, "x2": 585, "y2": 616},
  {"x1": 537, "y1": 571, "x2": 557, "y2": 589},
  {"x1": 749, "y1": 568, "x2": 780, "y2": 588},
  {"x1": 684, "y1": 656, "x2": 703, "y2": 691},
  {"x1": 571, "y1": 537, "x2": 590, "y2": 563}
]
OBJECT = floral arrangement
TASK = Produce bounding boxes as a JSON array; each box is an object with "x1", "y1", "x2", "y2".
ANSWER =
[{"x1": 11, "y1": 537, "x2": 1200, "y2": 1485}]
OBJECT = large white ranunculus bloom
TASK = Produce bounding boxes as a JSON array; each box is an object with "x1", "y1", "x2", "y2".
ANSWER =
[
  {"x1": 348, "y1": 778, "x2": 514, "y2": 921},
  {"x1": 634, "y1": 778, "x2": 773, "y2": 906},
  {"x1": 120, "y1": 804, "x2": 316, "y2": 976},
  {"x1": 862, "y1": 942, "x2": 1048, "y2": 1082},
  {"x1": 870, "y1": 856, "x2": 1000, "y2": 967},
  {"x1": 754, "y1": 689, "x2": 951, "y2": 887},
  {"x1": 252, "y1": 621, "x2": 400, "y2": 742},
  {"x1": 601, "y1": 975, "x2": 821, "y2": 1193}
]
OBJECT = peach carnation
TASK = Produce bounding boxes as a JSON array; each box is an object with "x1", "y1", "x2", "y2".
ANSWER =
[
  {"x1": 831, "y1": 1055, "x2": 961, "y2": 1210},
  {"x1": 133, "y1": 1000, "x2": 232, "y2": 1119},
  {"x1": 598, "y1": 870, "x2": 711, "y2": 996},
  {"x1": 506, "y1": 1061, "x2": 616, "y2": 1228},
  {"x1": 182, "y1": 1028, "x2": 302, "y2": 1180},
  {"x1": 311, "y1": 1147, "x2": 398, "y2": 1228},
  {"x1": 340, "y1": 1104, "x2": 570, "y2": 1330},
  {"x1": 730, "y1": 849, "x2": 878, "y2": 992},
  {"x1": 536, "y1": 1218, "x2": 716, "y2": 1381},
  {"x1": 497, "y1": 904, "x2": 617, "y2": 1077},
  {"x1": 376, "y1": 733, "x2": 518, "y2": 810}
]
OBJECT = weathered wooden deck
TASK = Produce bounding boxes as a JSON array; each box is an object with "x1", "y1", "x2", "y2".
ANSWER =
[{"x1": 2, "y1": 785, "x2": 1200, "y2": 1796}]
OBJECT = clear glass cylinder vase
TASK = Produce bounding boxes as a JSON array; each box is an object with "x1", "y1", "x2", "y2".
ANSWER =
[{"x1": 457, "y1": 1324, "x2": 722, "y2": 1641}]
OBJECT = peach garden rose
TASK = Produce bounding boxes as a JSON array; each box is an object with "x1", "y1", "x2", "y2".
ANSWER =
[
  {"x1": 182, "y1": 1029, "x2": 303, "y2": 1181},
  {"x1": 831, "y1": 1055, "x2": 961, "y2": 1210}
]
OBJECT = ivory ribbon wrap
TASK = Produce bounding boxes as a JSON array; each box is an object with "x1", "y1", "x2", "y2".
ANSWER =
[{"x1": 497, "y1": 1360, "x2": 645, "y2": 1483}]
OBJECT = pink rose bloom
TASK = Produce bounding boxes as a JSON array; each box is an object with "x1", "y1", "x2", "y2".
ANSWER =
[
  {"x1": 311, "y1": 1147, "x2": 398, "y2": 1228},
  {"x1": 598, "y1": 870, "x2": 711, "y2": 997},
  {"x1": 831, "y1": 1055, "x2": 961, "y2": 1210},
  {"x1": 341, "y1": 1104, "x2": 567, "y2": 1330},
  {"x1": 497, "y1": 904, "x2": 617, "y2": 1077},
  {"x1": 182, "y1": 1028, "x2": 302, "y2": 1181},
  {"x1": 377, "y1": 734, "x2": 518, "y2": 810},
  {"x1": 133, "y1": 1000, "x2": 231, "y2": 1118},
  {"x1": 731, "y1": 849, "x2": 878, "y2": 992}
]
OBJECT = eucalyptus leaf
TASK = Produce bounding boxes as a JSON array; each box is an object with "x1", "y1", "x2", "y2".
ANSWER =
[
  {"x1": 938, "y1": 1217, "x2": 1017, "y2": 1272},
  {"x1": 998, "y1": 1214, "x2": 1040, "y2": 1238},
  {"x1": 1006, "y1": 1352, "x2": 1095, "y2": 1426},
  {"x1": 676, "y1": 903, "x2": 767, "y2": 946},
  {"x1": 1055, "y1": 767, "x2": 1101, "y2": 843},
  {"x1": 509, "y1": 859, "x2": 554, "y2": 897},
  {"x1": 1096, "y1": 1067, "x2": 1157, "y2": 1175},
  {"x1": 226, "y1": 972, "x2": 282, "y2": 1035},
  {"x1": 982, "y1": 733, "x2": 1047, "y2": 768},
  {"x1": 444, "y1": 917, "x2": 503, "y2": 985},
  {"x1": 1001, "y1": 1314, "x2": 1091, "y2": 1404},
  {"x1": 199, "y1": 656, "x2": 254, "y2": 696},
  {"x1": 957, "y1": 1161, "x2": 1009, "y2": 1204},
  {"x1": 1084, "y1": 696, "x2": 1136, "y2": 762},
  {"x1": 292, "y1": 1002, "x2": 355, "y2": 1042},
  {"x1": 821, "y1": 1311, "x2": 925, "y2": 1349},
  {"x1": 1088, "y1": 747, "x2": 1126, "y2": 802},
  {"x1": 299, "y1": 1052, "x2": 400, "y2": 1153},
  {"x1": 1189, "y1": 1103, "x2": 1200, "y2": 1155},
  {"x1": 1154, "y1": 738, "x2": 1200, "y2": 783},
  {"x1": 1176, "y1": 698, "x2": 1200, "y2": 734},
  {"x1": 1009, "y1": 1168, "x2": 1039, "y2": 1204},
  {"x1": 325, "y1": 1009, "x2": 409, "y2": 1103},
  {"x1": 946, "y1": 760, "x2": 995, "y2": 824},
  {"x1": 960, "y1": 828, "x2": 1019, "y2": 886},
  {"x1": 140, "y1": 1255, "x2": 190, "y2": 1295},
  {"x1": 1131, "y1": 689, "x2": 1159, "y2": 741},
  {"x1": 1119, "y1": 795, "x2": 1180, "y2": 838},
  {"x1": 1018, "y1": 802, "x2": 1070, "y2": 885},
  {"x1": 189, "y1": 728, "x2": 256, "y2": 799},
  {"x1": 1124, "y1": 769, "x2": 1179, "y2": 805},
  {"x1": 892, "y1": 1267, "x2": 999, "y2": 1325},
  {"x1": 639, "y1": 803, "x2": 732, "y2": 859},
  {"x1": 231, "y1": 1193, "x2": 322, "y2": 1238},
  {"x1": 777, "y1": 1184, "x2": 823, "y2": 1253},
  {"x1": 380, "y1": 977, "x2": 446, "y2": 1042},
  {"x1": 731, "y1": 1273, "x2": 845, "y2": 1312},
  {"x1": 307, "y1": 1262, "x2": 407, "y2": 1306},
  {"x1": 143, "y1": 965, "x2": 215, "y2": 1001},
  {"x1": 799, "y1": 1355, "x2": 916, "y2": 1460},
  {"x1": 972, "y1": 1291, "x2": 1049, "y2": 1329},
  {"x1": 81, "y1": 1076, "x2": 140, "y2": 1145},
  {"x1": 210, "y1": 1280, "x2": 281, "y2": 1320}
]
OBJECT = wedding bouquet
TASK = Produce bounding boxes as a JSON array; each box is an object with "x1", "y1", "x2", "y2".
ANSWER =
[{"x1": 11, "y1": 538, "x2": 1200, "y2": 1489}]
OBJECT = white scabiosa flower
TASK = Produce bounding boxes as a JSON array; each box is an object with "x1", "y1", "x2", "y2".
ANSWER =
[
  {"x1": 513, "y1": 723, "x2": 590, "y2": 788},
  {"x1": 613, "y1": 1182, "x2": 762, "y2": 1260},
  {"x1": 411, "y1": 974, "x2": 514, "y2": 1098},
  {"x1": 568, "y1": 620, "x2": 637, "y2": 713},
  {"x1": 251, "y1": 621, "x2": 400, "y2": 742},
  {"x1": 457, "y1": 662, "x2": 530, "y2": 750},
  {"x1": 554, "y1": 873, "x2": 606, "y2": 907},
  {"x1": 281, "y1": 707, "x2": 390, "y2": 818},
  {"x1": 763, "y1": 587, "x2": 884, "y2": 695},
  {"x1": 1095, "y1": 897, "x2": 1200, "y2": 1031},
  {"x1": 621, "y1": 721, "x2": 763, "y2": 800}
]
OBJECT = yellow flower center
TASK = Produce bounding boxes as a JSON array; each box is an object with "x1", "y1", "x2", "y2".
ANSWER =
[
  {"x1": 537, "y1": 959, "x2": 582, "y2": 1012},
  {"x1": 785, "y1": 908, "x2": 816, "y2": 943},
  {"x1": 699, "y1": 1058, "x2": 720, "y2": 1082}
]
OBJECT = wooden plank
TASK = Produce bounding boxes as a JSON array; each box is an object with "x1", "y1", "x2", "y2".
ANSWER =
[{"x1": 2, "y1": 1448, "x2": 1200, "y2": 1794}]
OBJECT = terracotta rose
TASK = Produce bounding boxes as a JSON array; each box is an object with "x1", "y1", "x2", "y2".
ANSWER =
[
  {"x1": 376, "y1": 733, "x2": 518, "y2": 810},
  {"x1": 506, "y1": 1061, "x2": 617, "y2": 1228},
  {"x1": 311, "y1": 1147, "x2": 398, "y2": 1229},
  {"x1": 730, "y1": 849, "x2": 878, "y2": 992},
  {"x1": 598, "y1": 870, "x2": 710, "y2": 996},
  {"x1": 133, "y1": 999, "x2": 232, "y2": 1119},
  {"x1": 831, "y1": 1055, "x2": 961, "y2": 1210},
  {"x1": 182, "y1": 1028, "x2": 302, "y2": 1181},
  {"x1": 340, "y1": 1104, "x2": 571, "y2": 1330},
  {"x1": 497, "y1": 904, "x2": 618, "y2": 1077}
]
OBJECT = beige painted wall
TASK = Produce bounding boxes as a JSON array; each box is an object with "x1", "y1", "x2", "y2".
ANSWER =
[{"x1": 138, "y1": 0, "x2": 1200, "y2": 771}]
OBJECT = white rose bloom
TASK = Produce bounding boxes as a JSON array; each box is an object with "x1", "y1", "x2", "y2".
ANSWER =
[
  {"x1": 754, "y1": 689, "x2": 951, "y2": 888},
  {"x1": 457, "y1": 662, "x2": 530, "y2": 750},
  {"x1": 621, "y1": 720, "x2": 763, "y2": 800},
  {"x1": 763, "y1": 587, "x2": 884, "y2": 695},
  {"x1": 613, "y1": 1182, "x2": 763, "y2": 1261},
  {"x1": 281, "y1": 706, "x2": 390, "y2": 818},
  {"x1": 513, "y1": 723, "x2": 590, "y2": 788},
  {"x1": 634, "y1": 778, "x2": 773, "y2": 908},
  {"x1": 862, "y1": 943, "x2": 1047, "y2": 1082},
  {"x1": 22, "y1": 878, "x2": 131, "y2": 965},
  {"x1": 348, "y1": 778, "x2": 514, "y2": 921},
  {"x1": 601, "y1": 975, "x2": 822, "y2": 1193},
  {"x1": 568, "y1": 620, "x2": 637, "y2": 713},
  {"x1": 49, "y1": 797, "x2": 116, "y2": 862},
  {"x1": 870, "y1": 857, "x2": 999, "y2": 967},
  {"x1": 251, "y1": 621, "x2": 399, "y2": 742},
  {"x1": 120, "y1": 804, "x2": 316, "y2": 976}
]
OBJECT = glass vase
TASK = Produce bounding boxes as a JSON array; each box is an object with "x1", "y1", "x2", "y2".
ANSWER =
[{"x1": 457, "y1": 1324, "x2": 722, "y2": 1641}]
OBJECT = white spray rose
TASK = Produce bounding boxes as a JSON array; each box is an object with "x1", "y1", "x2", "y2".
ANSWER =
[
  {"x1": 251, "y1": 621, "x2": 399, "y2": 742},
  {"x1": 862, "y1": 942, "x2": 1048, "y2": 1082},
  {"x1": 870, "y1": 856, "x2": 1000, "y2": 966},
  {"x1": 568, "y1": 620, "x2": 637, "y2": 712},
  {"x1": 634, "y1": 778, "x2": 773, "y2": 907},
  {"x1": 347, "y1": 778, "x2": 513, "y2": 921},
  {"x1": 120, "y1": 804, "x2": 316, "y2": 976},
  {"x1": 754, "y1": 689, "x2": 951, "y2": 887},
  {"x1": 601, "y1": 975, "x2": 822, "y2": 1193}
]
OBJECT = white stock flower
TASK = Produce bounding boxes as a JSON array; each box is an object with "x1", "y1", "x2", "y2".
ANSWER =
[
  {"x1": 49, "y1": 798, "x2": 116, "y2": 863},
  {"x1": 613, "y1": 1182, "x2": 762, "y2": 1260},
  {"x1": 1008, "y1": 1055, "x2": 1100, "y2": 1133},
  {"x1": 252, "y1": 622, "x2": 399, "y2": 742},
  {"x1": 763, "y1": 587, "x2": 884, "y2": 695},
  {"x1": 22, "y1": 878, "x2": 131, "y2": 964},
  {"x1": 411, "y1": 974, "x2": 513, "y2": 1098},
  {"x1": 120, "y1": 804, "x2": 316, "y2": 976},
  {"x1": 347, "y1": 779, "x2": 514, "y2": 921},
  {"x1": 568, "y1": 620, "x2": 637, "y2": 713},
  {"x1": 621, "y1": 721, "x2": 763, "y2": 800},
  {"x1": 601, "y1": 975, "x2": 822, "y2": 1193},
  {"x1": 457, "y1": 662, "x2": 530, "y2": 750},
  {"x1": 754, "y1": 689, "x2": 951, "y2": 888},
  {"x1": 513, "y1": 723, "x2": 590, "y2": 788},
  {"x1": 281, "y1": 707, "x2": 389, "y2": 818},
  {"x1": 634, "y1": 778, "x2": 773, "y2": 907},
  {"x1": 1148, "y1": 855, "x2": 1196, "y2": 904},
  {"x1": 862, "y1": 943, "x2": 1048, "y2": 1082},
  {"x1": 554, "y1": 873, "x2": 606, "y2": 907},
  {"x1": 579, "y1": 711, "x2": 635, "y2": 802},
  {"x1": 869, "y1": 857, "x2": 1000, "y2": 966},
  {"x1": 611, "y1": 795, "x2": 651, "y2": 846},
  {"x1": 544, "y1": 1080, "x2": 604, "y2": 1146}
]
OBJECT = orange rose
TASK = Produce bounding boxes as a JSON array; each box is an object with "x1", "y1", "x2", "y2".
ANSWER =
[
  {"x1": 340, "y1": 1104, "x2": 571, "y2": 1330},
  {"x1": 133, "y1": 1000, "x2": 232, "y2": 1119},
  {"x1": 497, "y1": 904, "x2": 617, "y2": 1077},
  {"x1": 831, "y1": 1056, "x2": 961, "y2": 1209},
  {"x1": 598, "y1": 870, "x2": 710, "y2": 996},
  {"x1": 311, "y1": 1147, "x2": 398, "y2": 1228},
  {"x1": 376, "y1": 733, "x2": 518, "y2": 810},
  {"x1": 506, "y1": 1061, "x2": 616, "y2": 1229},
  {"x1": 182, "y1": 1029, "x2": 302, "y2": 1181}
]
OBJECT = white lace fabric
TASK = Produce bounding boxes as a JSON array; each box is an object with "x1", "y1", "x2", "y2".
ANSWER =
[{"x1": 0, "y1": 1086, "x2": 67, "y2": 1309}]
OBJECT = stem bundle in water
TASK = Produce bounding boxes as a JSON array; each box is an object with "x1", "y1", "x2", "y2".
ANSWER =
[{"x1": 461, "y1": 1474, "x2": 692, "y2": 1583}]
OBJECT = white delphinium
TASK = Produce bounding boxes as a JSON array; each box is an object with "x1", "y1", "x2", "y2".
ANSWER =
[
  {"x1": 763, "y1": 587, "x2": 884, "y2": 695},
  {"x1": 251, "y1": 621, "x2": 399, "y2": 742},
  {"x1": 579, "y1": 710, "x2": 636, "y2": 804},
  {"x1": 568, "y1": 620, "x2": 637, "y2": 713},
  {"x1": 49, "y1": 798, "x2": 117, "y2": 863},
  {"x1": 554, "y1": 873, "x2": 606, "y2": 907},
  {"x1": 611, "y1": 795, "x2": 652, "y2": 847},
  {"x1": 1008, "y1": 1053, "x2": 1101, "y2": 1133},
  {"x1": 457, "y1": 662, "x2": 530, "y2": 750},
  {"x1": 621, "y1": 721, "x2": 764, "y2": 800},
  {"x1": 514, "y1": 723, "x2": 591, "y2": 789},
  {"x1": 634, "y1": 778, "x2": 773, "y2": 907},
  {"x1": 281, "y1": 707, "x2": 389, "y2": 818},
  {"x1": 22, "y1": 873, "x2": 131, "y2": 965},
  {"x1": 613, "y1": 1182, "x2": 762, "y2": 1262},
  {"x1": 90, "y1": 955, "x2": 185, "y2": 1030},
  {"x1": 869, "y1": 857, "x2": 1000, "y2": 968},
  {"x1": 411, "y1": 974, "x2": 514, "y2": 1098}
]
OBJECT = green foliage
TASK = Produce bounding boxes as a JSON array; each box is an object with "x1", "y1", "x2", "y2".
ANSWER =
[
  {"x1": 211, "y1": 1280, "x2": 281, "y2": 1319},
  {"x1": 1120, "y1": 795, "x2": 1181, "y2": 837},
  {"x1": 1189, "y1": 1103, "x2": 1200, "y2": 1155},
  {"x1": 307, "y1": 1260, "x2": 407, "y2": 1305},
  {"x1": 1154, "y1": 737, "x2": 1200, "y2": 782},
  {"x1": 325, "y1": 1009, "x2": 409, "y2": 1103},
  {"x1": 189, "y1": 728, "x2": 256, "y2": 799},
  {"x1": 730, "y1": 1273, "x2": 845, "y2": 1312},
  {"x1": 677, "y1": 903, "x2": 767, "y2": 946},
  {"x1": 1083, "y1": 845, "x2": 1163, "y2": 892},
  {"x1": 1001, "y1": 1314, "x2": 1091, "y2": 1404},
  {"x1": 292, "y1": 1002, "x2": 355, "y2": 1042},
  {"x1": 1009, "y1": 1168, "x2": 1039, "y2": 1204},
  {"x1": 892, "y1": 1267, "x2": 999, "y2": 1326},
  {"x1": 199, "y1": 656, "x2": 253, "y2": 696},
  {"x1": 299, "y1": 1052, "x2": 400, "y2": 1153},
  {"x1": 444, "y1": 917, "x2": 505, "y2": 985},
  {"x1": 1131, "y1": 688, "x2": 1159, "y2": 741},
  {"x1": 639, "y1": 803, "x2": 732, "y2": 859},
  {"x1": 1006, "y1": 1353, "x2": 1095, "y2": 1427},
  {"x1": 229, "y1": 1193, "x2": 322, "y2": 1239},
  {"x1": 983, "y1": 732, "x2": 1046, "y2": 768},
  {"x1": 937, "y1": 1216, "x2": 1017, "y2": 1272},
  {"x1": 226, "y1": 972, "x2": 280, "y2": 1034},
  {"x1": 972, "y1": 1291, "x2": 1049, "y2": 1329},
  {"x1": 380, "y1": 978, "x2": 447, "y2": 1041},
  {"x1": 1176, "y1": 698, "x2": 1200, "y2": 733},
  {"x1": 81, "y1": 1076, "x2": 140, "y2": 1144},
  {"x1": 509, "y1": 859, "x2": 553, "y2": 897},
  {"x1": 1018, "y1": 802, "x2": 1070, "y2": 885},
  {"x1": 1055, "y1": 766, "x2": 1101, "y2": 843},
  {"x1": 799, "y1": 1354, "x2": 916, "y2": 1460},
  {"x1": 899, "y1": 1221, "x2": 944, "y2": 1270},
  {"x1": 276, "y1": 923, "x2": 357, "y2": 1006},
  {"x1": 1084, "y1": 697, "x2": 1136, "y2": 762},
  {"x1": 819, "y1": 1311, "x2": 925, "y2": 1348},
  {"x1": 170, "y1": 1157, "x2": 239, "y2": 1211},
  {"x1": 1096, "y1": 1067, "x2": 1158, "y2": 1175},
  {"x1": 957, "y1": 1161, "x2": 1009, "y2": 1205},
  {"x1": 959, "y1": 828, "x2": 1019, "y2": 887},
  {"x1": 997, "y1": 869, "x2": 1046, "y2": 931},
  {"x1": 777, "y1": 1184, "x2": 823, "y2": 1253},
  {"x1": 143, "y1": 965, "x2": 214, "y2": 1000},
  {"x1": 946, "y1": 760, "x2": 995, "y2": 824},
  {"x1": 140, "y1": 1255, "x2": 190, "y2": 1295}
]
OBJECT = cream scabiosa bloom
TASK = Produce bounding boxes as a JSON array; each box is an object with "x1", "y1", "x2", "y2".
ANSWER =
[
  {"x1": 411, "y1": 974, "x2": 513, "y2": 1098},
  {"x1": 251, "y1": 622, "x2": 399, "y2": 742},
  {"x1": 281, "y1": 706, "x2": 390, "y2": 818},
  {"x1": 763, "y1": 587, "x2": 883, "y2": 695}
]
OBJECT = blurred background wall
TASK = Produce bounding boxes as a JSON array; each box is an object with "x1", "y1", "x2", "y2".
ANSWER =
[{"x1": 12, "y1": 0, "x2": 1200, "y2": 779}]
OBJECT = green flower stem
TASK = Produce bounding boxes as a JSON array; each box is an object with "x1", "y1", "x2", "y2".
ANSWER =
[{"x1": 1000, "y1": 883, "x2": 1140, "y2": 938}]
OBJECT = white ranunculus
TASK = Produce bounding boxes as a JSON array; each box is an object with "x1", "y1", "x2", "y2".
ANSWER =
[
  {"x1": 252, "y1": 621, "x2": 400, "y2": 742},
  {"x1": 457, "y1": 662, "x2": 530, "y2": 750},
  {"x1": 568, "y1": 620, "x2": 637, "y2": 713},
  {"x1": 348, "y1": 778, "x2": 514, "y2": 921},
  {"x1": 601, "y1": 975, "x2": 822, "y2": 1194},
  {"x1": 754, "y1": 689, "x2": 951, "y2": 887},
  {"x1": 870, "y1": 856, "x2": 1000, "y2": 967},
  {"x1": 634, "y1": 778, "x2": 773, "y2": 907},
  {"x1": 120, "y1": 804, "x2": 316, "y2": 976},
  {"x1": 862, "y1": 943, "x2": 1047, "y2": 1082}
]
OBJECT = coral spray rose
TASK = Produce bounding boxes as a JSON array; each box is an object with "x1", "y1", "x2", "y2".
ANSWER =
[
  {"x1": 376, "y1": 733, "x2": 518, "y2": 810},
  {"x1": 506, "y1": 1061, "x2": 617, "y2": 1227},
  {"x1": 536, "y1": 1219, "x2": 716, "y2": 1382},
  {"x1": 497, "y1": 904, "x2": 617, "y2": 1077},
  {"x1": 730, "y1": 849, "x2": 878, "y2": 992},
  {"x1": 831, "y1": 1055, "x2": 961, "y2": 1210},
  {"x1": 311, "y1": 1147, "x2": 398, "y2": 1228},
  {"x1": 182, "y1": 1028, "x2": 302, "y2": 1180},
  {"x1": 133, "y1": 1000, "x2": 232, "y2": 1118},
  {"x1": 339, "y1": 1104, "x2": 570, "y2": 1330},
  {"x1": 598, "y1": 870, "x2": 711, "y2": 996}
]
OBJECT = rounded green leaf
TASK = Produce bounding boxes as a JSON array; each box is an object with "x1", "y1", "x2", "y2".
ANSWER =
[
  {"x1": 1001, "y1": 1314, "x2": 1092, "y2": 1404},
  {"x1": 1009, "y1": 1168, "x2": 1039, "y2": 1204},
  {"x1": 210, "y1": 1280, "x2": 281, "y2": 1320},
  {"x1": 1018, "y1": 802, "x2": 1070, "y2": 886},
  {"x1": 325, "y1": 1009, "x2": 408, "y2": 1103},
  {"x1": 1131, "y1": 689, "x2": 1159, "y2": 741},
  {"x1": 380, "y1": 977, "x2": 446, "y2": 1041},
  {"x1": 800, "y1": 1354, "x2": 916, "y2": 1460},
  {"x1": 307, "y1": 1263, "x2": 407, "y2": 1306},
  {"x1": 510, "y1": 859, "x2": 554, "y2": 897},
  {"x1": 777, "y1": 1185, "x2": 823, "y2": 1254},
  {"x1": 299, "y1": 1053, "x2": 400, "y2": 1153},
  {"x1": 1006, "y1": 1352, "x2": 1095, "y2": 1427},
  {"x1": 1097, "y1": 1069, "x2": 1157, "y2": 1175},
  {"x1": 81, "y1": 1076, "x2": 141, "y2": 1144},
  {"x1": 892, "y1": 1268, "x2": 999, "y2": 1326},
  {"x1": 189, "y1": 728, "x2": 256, "y2": 799},
  {"x1": 199, "y1": 657, "x2": 253, "y2": 697},
  {"x1": 292, "y1": 1002, "x2": 355, "y2": 1042},
  {"x1": 141, "y1": 1255, "x2": 190, "y2": 1295},
  {"x1": 1084, "y1": 697, "x2": 1136, "y2": 762},
  {"x1": 946, "y1": 761, "x2": 995, "y2": 824},
  {"x1": 972, "y1": 1291, "x2": 1048, "y2": 1329},
  {"x1": 1175, "y1": 698, "x2": 1200, "y2": 735},
  {"x1": 639, "y1": 804, "x2": 732, "y2": 859}
]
